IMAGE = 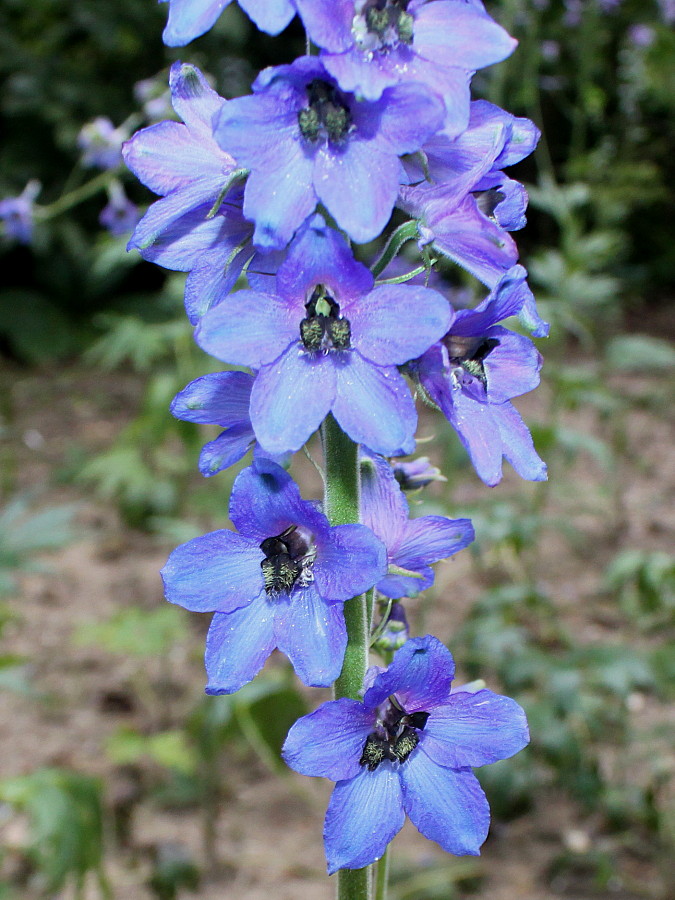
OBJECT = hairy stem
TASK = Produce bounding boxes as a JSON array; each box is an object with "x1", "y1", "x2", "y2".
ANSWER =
[{"x1": 321, "y1": 414, "x2": 372, "y2": 900}]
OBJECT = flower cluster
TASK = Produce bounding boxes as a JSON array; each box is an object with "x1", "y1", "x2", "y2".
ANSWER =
[{"x1": 127, "y1": 0, "x2": 548, "y2": 877}]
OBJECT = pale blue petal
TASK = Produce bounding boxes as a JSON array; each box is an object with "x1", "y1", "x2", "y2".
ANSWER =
[
  {"x1": 204, "y1": 600, "x2": 276, "y2": 694},
  {"x1": 333, "y1": 355, "x2": 417, "y2": 456},
  {"x1": 360, "y1": 450, "x2": 409, "y2": 550},
  {"x1": 495, "y1": 402, "x2": 547, "y2": 482},
  {"x1": 199, "y1": 424, "x2": 254, "y2": 476},
  {"x1": 364, "y1": 635, "x2": 455, "y2": 712},
  {"x1": 163, "y1": 0, "x2": 230, "y2": 46},
  {"x1": 325, "y1": 766, "x2": 405, "y2": 874},
  {"x1": 423, "y1": 690, "x2": 529, "y2": 769},
  {"x1": 274, "y1": 584, "x2": 347, "y2": 687},
  {"x1": 484, "y1": 329, "x2": 542, "y2": 403},
  {"x1": 283, "y1": 698, "x2": 374, "y2": 781},
  {"x1": 171, "y1": 371, "x2": 253, "y2": 425},
  {"x1": 161, "y1": 530, "x2": 263, "y2": 613},
  {"x1": 314, "y1": 524, "x2": 387, "y2": 601},
  {"x1": 401, "y1": 755, "x2": 490, "y2": 856}
]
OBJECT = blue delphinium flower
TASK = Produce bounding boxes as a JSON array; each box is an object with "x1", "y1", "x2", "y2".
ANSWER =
[
  {"x1": 99, "y1": 184, "x2": 141, "y2": 237},
  {"x1": 0, "y1": 180, "x2": 41, "y2": 245},
  {"x1": 399, "y1": 100, "x2": 540, "y2": 292},
  {"x1": 391, "y1": 456, "x2": 447, "y2": 491},
  {"x1": 213, "y1": 56, "x2": 445, "y2": 249},
  {"x1": 171, "y1": 371, "x2": 289, "y2": 476},
  {"x1": 124, "y1": 61, "x2": 254, "y2": 322},
  {"x1": 361, "y1": 450, "x2": 474, "y2": 598},
  {"x1": 410, "y1": 266, "x2": 547, "y2": 487},
  {"x1": 283, "y1": 634, "x2": 529, "y2": 872},
  {"x1": 160, "y1": 0, "x2": 296, "y2": 47},
  {"x1": 161, "y1": 459, "x2": 387, "y2": 692},
  {"x1": 195, "y1": 215, "x2": 452, "y2": 456},
  {"x1": 296, "y1": 0, "x2": 516, "y2": 136}
]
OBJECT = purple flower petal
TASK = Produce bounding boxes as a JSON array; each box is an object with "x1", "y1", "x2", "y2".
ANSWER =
[
  {"x1": 360, "y1": 450, "x2": 409, "y2": 550},
  {"x1": 495, "y1": 402, "x2": 547, "y2": 482},
  {"x1": 333, "y1": 355, "x2": 417, "y2": 456},
  {"x1": 161, "y1": 530, "x2": 263, "y2": 613},
  {"x1": 274, "y1": 584, "x2": 347, "y2": 687},
  {"x1": 238, "y1": 0, "x2": 296, "y2": 35},
  {"x1": 412, "y1": 1, "x2": 517, "y2": 72},
  {"x1": 364, "y1": 635, "x2": 455, "y2": 712},
  {"x1": 325, "y1": 767, "x2": 405, "y2": 874},
  {"x1": 423, "y1": 689, "x2": 530, "y2": 769},
  {"x1": 195, "y1": 289, "x2": 298, "y2": 367},
  {"x1": 350, "y1": 283, "x2": 451, "y2": 365},
  {"x1": 294, "y1": 0, "x2": 354, "y2": 53},
  {"x1": 162, "y1": 0, "x2": 230, "y2": 46},
  {"x1": 198, "y1": 423, "x2": 254, "y2": 476},
  {"x1": 282, "y1": 698, "x2": 374, "y2": 781},
  {"x1": 250, "y1": 348, "x2": 336, "y2": 454},
  {"x1": 401, "y1": 755, "x2": 489, "y2": 856},
  {"x1": 485, "y1": 329, "x2": 542, "y2": 403},
  {"x1": 314, "y1": 524, "x2": 387, "y2": 601},
  {"x1": 128, "y1": 179, "x2": 226, "y2": 253},
  {"x1": 228, "y1": 459, "x2": 328, "y2": 542},
  {"x1": 171, "y1": 371, "x2": 253, "y2": 424},
  {"x1": 204, "y1": 600, "x2": 276, "y2": 694},
  {"x1": 397, "y1": 515, "x2": 475, "y2": 569}
]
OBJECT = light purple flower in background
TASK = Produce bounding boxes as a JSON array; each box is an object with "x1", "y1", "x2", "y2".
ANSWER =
[
  {"x1": 295, "y1": 0, "x2": 516, "y2": 137},
  {"x1": 628, "y1": 25, "x2": 655, "y2": 48},
  {"x1": 658, "y1": 0, "x2": 675, "y2": 24},
  {"x1": 0, "y1": 180, "x2": 41, "y2": 245},
  {"x1": 391, "y1": 456, "x2": 447, "y2": 491},
  {"x1": 213, "y1": 56, "x2": 445, "y2": 249},
  {"x1": 195, "y1": 215, "x2": 452, "y2": 456},
  {"x1": 78, "y1": 117, "x2": 126, "y2": 170},
  {"x1": 372, "y1": 602, "x2": 409, "y2": 653},
  {"x1": 361, "y1": 450, "x2": 474, "y2": 598},
  {"x1": 283, "y1": 635, "x2": 529, "y2": 873},
  {"x1": 124, "y1": 62, "x2": 254, "y2": 322},
  {"x1": 160, "y1": 0, "x2": 296, "y2": 46},
  {"x1": 411, "y1": 266, "x2": 547, "y2": 487},
  {"x1": 100, "y1": 183, "x2": 141, "y2": 236},
  {"x1": 399, "y1": 100, "x2": 540, "y2": 292},
  {"x1": 161, "y1": 459, "x2": 387, "y2": 692},
  {"x1": 171, "y1": 370, "x2": 289, "y2": 476}
]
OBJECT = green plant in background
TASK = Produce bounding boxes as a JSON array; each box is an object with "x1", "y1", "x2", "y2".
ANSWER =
[{"x1": 0, "y1": 769, "x2": 110, "y2": 899}]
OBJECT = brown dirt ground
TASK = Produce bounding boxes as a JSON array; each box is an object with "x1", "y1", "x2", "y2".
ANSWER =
[{"x1": 0, "y1": 355, "x2": 673, "y2": 900}]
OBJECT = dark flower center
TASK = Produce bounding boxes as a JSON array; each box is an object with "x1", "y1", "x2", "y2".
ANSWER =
[
  {"x1": 360, "y1": 696, "x2": 429, "y2": 771},
  {"x1": 300, "y1": 284, "x2": 352, "y2": 353},
  {"x1": 356, "y1": 0, "x2": 414, "y2": 51},
  {"x1": 298, "y1": 80, "x2": 352, "y2": 145},
  {"x1": 259, "y1": 525, "x2": 316, "y2": 596},
  {"x1": 444, "y1": 334, "x2": 500, "y2": 388},
  {"x1": 474, "y1": 188, "x2": 506, "y2": 222}
]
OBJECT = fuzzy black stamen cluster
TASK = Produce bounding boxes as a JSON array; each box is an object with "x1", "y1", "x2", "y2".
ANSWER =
[
  {"x1": 445, "y1": 335, "x2": 500, "y2": 387},
  {"x1": 300, "y1": 284, "x2": 351, "y2": 352},
  {"x1": 259, "y1": 525, "x2": 314, "y2": 595},
  {"x1": 298, "y1": 80, "x2": 352, "y2": 145},
  {"x1": 359, "y1": 700, "x2": 430, "y2": 771}
]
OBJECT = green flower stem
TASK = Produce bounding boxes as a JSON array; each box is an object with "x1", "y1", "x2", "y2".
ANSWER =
[
  {"x1": 34, "y1": 168, "x2": 121, "y2": 220},
  {"x1": 370, "y1": 220, "x2": 420, "y2": 278},
  {"x1": 321, "y1": 414, "x2": 372, "y2": 900},
  {"x1": 375, "y1": 847, "x2": 390, "y2": 900}
]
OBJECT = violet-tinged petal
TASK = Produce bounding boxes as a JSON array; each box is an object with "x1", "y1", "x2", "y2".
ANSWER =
[
  {"x1": 274, "y1": 584, "x2": 347, "y2": 687},
  {"x1": 162, "y1": 0, "x2": 230, "y2": 46},
  {"x1": 161, "y1": 530, "x2": 263, "y2": 613},
  {"x1": 451, "y1": 265, "x2": 531, "y2": 336},
  {"x1": 171, "y1": 371, "x2": 253, "y2": 424},
  {"x1": 369, "y1": 83, "x2": 446, "y2": 156},
  {"x1": 228, "y1": 459, "x2": 328, "y2": 542},
  {"x1": 283, "y1": 698, "x2": 374, "y2": 781},
  {"x1": 494, "y1": 177, "x2": 529, "y2": 231},
  {"x1": 294, "y1": 0, "x2": 354, "y2": 53},
  {"x1": 364, "y1": 635, "x2": 455, "y2": 713},
  {"x1": 495, "y1": 403, "x2": 548, "y2": 482},
  {"x1": 238, "y1": 0, "x2": 296, "y2": 35},
  {"x1": 313, "y1": 140, "x2": 401, "y2": 245},
  {"x1": 276, "y1": 215, "x2": 374, "y2": 305},
  {"x1": 445, "y1": 389, "x2": 504, "y2": 487},
  {"x1": 333, "y1": 356, "x2": 417, "y2": 457},
  {"x1": 350, "y1": 283, "x2": 451, "y2": 366},
  {"x1": 422, "y1": 689, "x2": 530, "y2": 769},
  {"x1": 320, "y1": 46, "x2": 407, "y2": 102},
  {"x1": 376, "y1": 566, "x2": 434, "y2": 601},
  {"x1": 123, "y1": 121, "x2": 224, "y2": 195},
  {"x1": 360, "y1": 450, "x2": 409, "y2": 550},
  {"x1": 397, "y1": 515, "x2": 475, "y2": 571},
  {"x1": 244, "y1": 152, "x2": 316, "y2": 250},
  {"x1": 325, "y1": 767, "x2": 405, "y2": 874},
  {"x1": 194, "y1": 289, "x2": 298, "y2": 367},
  {"x1": 204, "y1": 601, "x2": 276, "y2": 694},
  {"x1": 412, "y1": 1, "x2": 517, "y2": 72},
  {"x1": 401, "y1": 757, "x2": 489, "y2": 856},
  {"x1": 250, "y1": 349, "x2": 336, "y2": 454},
  {"x1": 128, "y1": 179, "x2": 225, "y2": 253},
  {"x1": 198, "y1": 424, "x2": 254, "y2": 477},
  {"x1": 428, "y1": 194, "x2": 519, "y2": 289},
  {"x1": 169, "y1": 61, "x2": 227, "y2": 138},
  {"x1": 485, "y1": 329, "x2": 542, "y2": 403},
  {"x1": 400, "y1": 54, "x2": 472, "y2": 139},
  {"x1": 314, "y1": 524, "x2": 387, "y2": 602},
  {"x1": 184, "y1": 248, "x2": 252, "y2": 323}
]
